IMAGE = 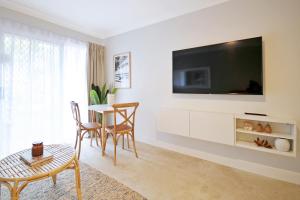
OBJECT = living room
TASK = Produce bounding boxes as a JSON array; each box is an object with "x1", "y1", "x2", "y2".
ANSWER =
[{"x1": 0, "y1": 0, "x2": 299, "y2": 199}]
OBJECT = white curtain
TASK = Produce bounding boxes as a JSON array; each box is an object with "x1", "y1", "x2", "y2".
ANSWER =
[{"x1": 0, "y1": 18, "x2": 88, "y2": 158}]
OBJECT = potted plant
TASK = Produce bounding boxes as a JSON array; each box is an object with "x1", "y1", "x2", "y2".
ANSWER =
[
  {"x1": 107, "y1": 84, "x2": 117, "y2": 105},
  {"x1": 90, "y1": 83, "x2": 117, "y2": 105},
  {"x1": 89, "y1": 83, "x2": 117, "y2": 124}
]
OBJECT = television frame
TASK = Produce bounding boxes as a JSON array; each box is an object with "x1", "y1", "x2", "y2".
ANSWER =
[{"x1": 172, "y1": 37, "x2": 263, "y2": 95}]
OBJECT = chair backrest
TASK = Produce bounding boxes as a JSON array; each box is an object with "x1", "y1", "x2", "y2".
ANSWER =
[
  {"x1": 112, "y1": 102, "x2": 139, "y2": 132},
  {"x1": 70, "y1": 101, "x2": 81, "y2": 127}
]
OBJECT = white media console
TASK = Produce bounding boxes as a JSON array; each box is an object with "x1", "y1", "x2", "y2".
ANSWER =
[{"x1": 157, "y1": 108, "x2": 297, "y2": 157}]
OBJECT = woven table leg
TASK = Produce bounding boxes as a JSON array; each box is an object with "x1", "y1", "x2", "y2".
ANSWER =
[
  {"x1": 52, "y1": 175, "x2": 57, "y2": 185},
  {"x1": 11, "y1": 182, "x2": 19, "y2": 200}
]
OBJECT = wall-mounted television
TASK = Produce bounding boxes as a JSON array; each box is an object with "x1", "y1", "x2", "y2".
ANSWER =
[{"x1": 172, "y1": 37, "x2": 263, "y2": 95}]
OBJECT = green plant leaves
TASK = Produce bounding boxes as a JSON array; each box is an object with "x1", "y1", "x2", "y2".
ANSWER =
[
  {"x1": 90, "y1": 90, "x2": 100, "y2": 105},
  {"x1": 110, "y1": 87, "x2": 118, "y2": 94},
  {"x1": 100, "y1": 83, "x2": 107, "y2": 104},
  {"x1": 91, "y1": 83, "x2": 117, "y2": 104}
]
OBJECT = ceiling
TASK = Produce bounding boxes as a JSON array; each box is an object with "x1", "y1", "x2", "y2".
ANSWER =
[{"x1": 0, "y1": 0, "x2": 229, "y2": 39}]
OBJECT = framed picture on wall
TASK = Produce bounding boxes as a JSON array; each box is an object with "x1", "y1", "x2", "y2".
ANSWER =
[{"x1": 113, "y1": 52, "x2": 131, "y2": 88}]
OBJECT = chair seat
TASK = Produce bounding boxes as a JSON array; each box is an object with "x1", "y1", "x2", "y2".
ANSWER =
[
  {"x1": 81, "y1": 122, "x2": 101, "y2": 130},
  {"x1": 105, "y1": 124, "x2": 132, "y2": 133}
]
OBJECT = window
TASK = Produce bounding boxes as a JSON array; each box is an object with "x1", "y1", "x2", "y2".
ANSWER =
[{"x1": 0, "y1": 19, "x2": 88, "y2": 158}]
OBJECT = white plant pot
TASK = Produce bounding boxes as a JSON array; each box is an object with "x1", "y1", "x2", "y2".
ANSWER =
[
  {"x1": 107, "y1": 94, "x2": 115, "y2": 105},
  {"x1": 274, "y1": 138, "x2": 290, "y2": 152}
]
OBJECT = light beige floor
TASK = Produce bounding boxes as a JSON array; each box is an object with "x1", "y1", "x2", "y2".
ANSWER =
[{"x1": 80, "y1": 138, "x2": 300, "y2": 200}]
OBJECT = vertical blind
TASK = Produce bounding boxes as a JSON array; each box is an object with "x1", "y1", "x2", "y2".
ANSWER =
[{"x1": 0, "y1": 19, "x2": 88, "y2": 158}]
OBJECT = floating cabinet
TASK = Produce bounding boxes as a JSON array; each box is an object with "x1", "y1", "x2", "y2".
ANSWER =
[
  {"x1": 157, "y1": 108, "x2": 189, "y2": 137},
  {"x1": 190, "y1": 111, "x2": 234, "y2": 145},
  {"x1": 157, "y1": 108, "x2": 297, "y2": 157}
]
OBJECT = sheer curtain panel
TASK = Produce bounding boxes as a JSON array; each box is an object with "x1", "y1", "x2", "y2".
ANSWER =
[{"x1": 0, "y1": 18, "x2": 88, "y2": 158}]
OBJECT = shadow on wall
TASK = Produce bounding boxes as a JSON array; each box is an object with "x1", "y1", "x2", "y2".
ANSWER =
[{"x1": 171, "y1": 93, "x2": 266, "y2": 102}]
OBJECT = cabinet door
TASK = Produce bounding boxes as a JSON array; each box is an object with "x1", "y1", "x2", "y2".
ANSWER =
[
  {"x1": 157, "y1": 108, "x2": 189, "y2": 137},
  {"x1": 190, "y1": 111, "x2": 234, "y2": 145}
]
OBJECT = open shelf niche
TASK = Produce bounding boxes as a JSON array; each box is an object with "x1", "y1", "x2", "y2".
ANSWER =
[{"x1": 235, "y1": 115, "x2": 297, "y2": 157}]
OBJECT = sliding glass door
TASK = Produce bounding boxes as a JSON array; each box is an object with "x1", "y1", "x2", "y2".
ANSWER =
[{"x1": 0, "y1": 19, "x2": 88, "y2": 158}]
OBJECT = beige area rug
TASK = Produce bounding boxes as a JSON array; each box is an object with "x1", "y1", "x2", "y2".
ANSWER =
[{"x1": 1, "y1": 162, "x2": 147, "y2": 200}]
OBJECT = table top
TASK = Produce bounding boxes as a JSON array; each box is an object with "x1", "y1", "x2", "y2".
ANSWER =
[
  {"x1": 88, "y1": 104, "x2": 114, "y2": 113},
  {"x1": 0, "y1": 145, "x2": 75, "y2": 182}
]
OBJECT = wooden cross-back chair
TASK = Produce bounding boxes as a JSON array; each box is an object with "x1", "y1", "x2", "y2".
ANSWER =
[
  {"x1": 70, "y1": 101, "x2": 102, "y2": 159},
  {"x1": 104, "y1": 102, "x2": 139, "y2": 165}
]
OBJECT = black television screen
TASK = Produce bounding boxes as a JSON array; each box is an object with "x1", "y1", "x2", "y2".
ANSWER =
[{"x1": 172, "y1": 37, "x2": 263, "y2": 95}]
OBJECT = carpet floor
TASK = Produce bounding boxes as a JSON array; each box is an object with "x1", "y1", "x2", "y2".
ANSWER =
[{"x1": 1, "y1": 162, "x2": 147, "y2": 200}]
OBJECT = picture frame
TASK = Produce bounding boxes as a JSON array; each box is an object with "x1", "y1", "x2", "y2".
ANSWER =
[{"x1": 113, "y1": 52, "x2": 131, "y2": 88}]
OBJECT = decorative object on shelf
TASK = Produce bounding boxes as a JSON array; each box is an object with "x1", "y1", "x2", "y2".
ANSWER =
[
  {"x1": 235, "y1": 115, "x2": 296, "y2": 157},
  {"x1": 243, "y1": 121, "x2": 254, "y2": 131},
  {"x1": 274, "y1": 138, "x2": 290, "y2": 152},
  {"x1": 114, "y1": 52, "x2": 131, "y2": 88},
  {"x1": 254, "y1": 138, "x2": 272, "y2": 148},
  {"x1": 32, "y1": 141, "x2": 44, "y2": 157},
  {"x1": 255, "y1": 123, "x2": 264, "y2": 132},
  {"x1": 264, "y1": 123, "x2": 272, "y2": 133},
  {"x1": 254, "y1": 138, "x2": 262, "y2": 146}
]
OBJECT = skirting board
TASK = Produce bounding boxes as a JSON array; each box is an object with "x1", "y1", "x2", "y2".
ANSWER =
[{"x1": 138, "y1": 138, "x2": 300, "y2": 185}]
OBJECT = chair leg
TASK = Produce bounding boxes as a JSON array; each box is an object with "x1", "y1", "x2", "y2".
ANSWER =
[
  {"x1": 127, "y1": 134, "x2": 130, "y2": 149},
  {"x1": 93, "y1": 111, "x2": 96, "y2": 122},
  {"x1": 130, "y1": 133, "x2": 138, "y2": 158},
  {"x1": 97, "y1": 129, "x2": 102, "y2": 148},
  {"x1": 113, "y1": 134, "x2": 117, "y2": 165},
  {"x1": 90, "y1": 131, "x2": 93, "y2": 147},
  {"x1": 95, "y1": 130, "x2": 99, "y2": 147},
  {"x1": 103, "y1": 132, "x2": 108, "y2": 153},
  {"x1": 122, "y1": 135, "x2": 125, "y2": 149},
  {"x1": 51, "y1": 175, "x2": 57, "y2": 185},
  {"x1": 74, "y1": 156, "x2": 82, "y2": 200}
]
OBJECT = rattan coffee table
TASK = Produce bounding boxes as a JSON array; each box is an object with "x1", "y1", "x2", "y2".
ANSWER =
[{"x1": 0, "y1": 144, "x2": 82, "y2": 200}]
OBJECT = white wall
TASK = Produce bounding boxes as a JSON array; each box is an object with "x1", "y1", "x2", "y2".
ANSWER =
[
  {"x1": 0, "y1": 7, "x2": 103, "y2": 44},
  {"x1": 104, "y1": 0, "x2": 300, "y2": 175}
]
